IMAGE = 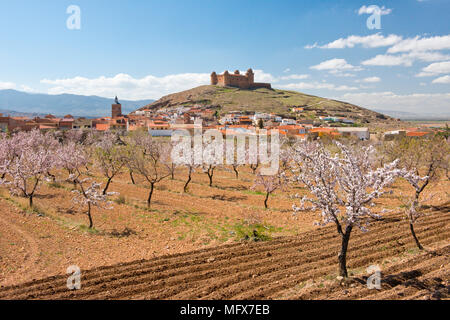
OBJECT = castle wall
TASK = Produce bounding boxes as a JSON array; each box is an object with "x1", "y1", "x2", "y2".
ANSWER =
[
  {"x1": 253, "y1": 82, "x2": 272, "y2": 89},
  {"x1": 211, "y1": 69, "x2": 271, "y2": 89}
]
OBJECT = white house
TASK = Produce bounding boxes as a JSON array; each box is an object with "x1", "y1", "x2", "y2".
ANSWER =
[{"x1": 336, "y1": 127, "x2": 370, "y2": 140}]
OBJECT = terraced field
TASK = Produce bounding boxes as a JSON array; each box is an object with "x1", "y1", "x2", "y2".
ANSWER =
[{"x1": 1, "y1": 207, "x2": 448, "y2": 300}]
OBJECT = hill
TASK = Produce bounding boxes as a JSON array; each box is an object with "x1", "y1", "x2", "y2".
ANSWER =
[
  {"x1": 136, "y1": 85, "x2": 398, "y2": 125},
  {"x1": 0, "y1": 90, "x2": 154, "y2": 118}
]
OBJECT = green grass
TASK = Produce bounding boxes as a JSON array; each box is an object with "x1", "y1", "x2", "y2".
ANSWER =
[
  {"x1": 243, "y1": 190, "x2": 265, "y2": 196},
  {"x1": 47, "y1": 181, "x2": 65, "y2": 189},
  {"x1": 231, "y1": 222, "x2": 279, "y2": 242},
  {"x1": 78, "y1": 225, "x2": 100, "y2": 234}
]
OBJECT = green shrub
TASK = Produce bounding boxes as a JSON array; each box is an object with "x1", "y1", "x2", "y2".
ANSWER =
[{"x1": 233, "y1": 223, "x2": 272, "y2": 242}]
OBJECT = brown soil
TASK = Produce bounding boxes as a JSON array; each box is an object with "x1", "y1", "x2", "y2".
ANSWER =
[
  {"x1": 0, "y1": 206, "x2": 448, "y2": 300},
  {"x1": 0, "y1": 167, "x2": 448, "y2": 300}
]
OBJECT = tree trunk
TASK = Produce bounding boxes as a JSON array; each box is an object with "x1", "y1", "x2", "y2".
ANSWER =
[
  {"x1": 29, "y1": 194, "x2": 33, "y2": 208},
  {"x1": 338, "y1": 225, "x2": 353, "y2": 278},
  {"x1": 410, "y1": 222, "x2": 424, "y2": 250},
  {"x1": 208, "y1": 173, "x2": 213, "y2": 187},
  {"x1": 47, "y1": 171, "x2": 56, "y2": 182},
  {"x1": 129, "y1": 171, "x2": 135, "y2": 185},
  {"x1": 207, "y1": 167, "x2": 214, "y2": 187},
  {"x1": 147, "y1": 183, "x2": 155, "y2": 208},
  {"x1": 233, "y1": 167, "x2": 239, "y2": 179},
  {"x1": 87, "y1": 202, "x2": 93, "y2": 229},
  {"x1": 184, "y1": 171, "x2": 192, "y2": 193},
  {"x1": 103, "y1": 177, "x2": 112, "y2": 195},
  {"x1": 264, "y1": 192, "x2": 270, "y2": 209}
]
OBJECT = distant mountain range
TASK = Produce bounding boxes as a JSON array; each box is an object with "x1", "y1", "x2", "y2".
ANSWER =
[
  {"x1": 0, "y1": 109, "x2": 47, "y2": 118},
  {"x1": 0, "y1": 89, "x2": 154, "y2": 117}
]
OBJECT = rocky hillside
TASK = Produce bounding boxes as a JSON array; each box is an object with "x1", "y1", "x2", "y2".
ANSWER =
[{"x1": 135, "y1": 85, "x2": 398, "y2": 125}]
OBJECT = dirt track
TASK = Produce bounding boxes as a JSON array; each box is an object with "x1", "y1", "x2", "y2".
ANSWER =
[{"x1": 0, "y1": 209, "x2": 448, "y2": 300}]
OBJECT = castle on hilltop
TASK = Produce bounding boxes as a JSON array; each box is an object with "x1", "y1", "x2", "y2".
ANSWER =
[{"x1": 211, "y1": 68, "x2": 271, "y2": 89}]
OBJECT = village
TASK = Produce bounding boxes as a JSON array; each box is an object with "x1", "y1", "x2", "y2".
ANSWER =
[{"x1": 0, "y1": 95, "x2": 445, "y2": 142}]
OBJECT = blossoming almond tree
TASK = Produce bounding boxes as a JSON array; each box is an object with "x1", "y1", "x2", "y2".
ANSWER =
[
  {"x1": 71, "y1": 173, "x2": 116, "y2": 229},
  {"x1": 387, "y1": 135, "x2": 449, "y2": 250},
  {"x1": 291, "y1": 141, "x2": 401, "y2": 277},
  {"x1": 180, "y1": 147, "x2": 200, "y2": 193},
  {"x1": 0, "y1": 133, "x2": 13, "y2": 180},
  {"x1": 252, "y1": 171, "x2": 287, "y2": 209},
  {"x1": 171, "y1": 131, "x2": 202, "y2": 193},
  {"x1": 0, "y1": 130, "x2": 59, "y2": 207},
  {"x1": 202, "y1": 136, "x2": 223, "y2": 187},
  {"x1": 128, "y1": 138, "x2": 171, "y2": 207},
  {"x1": 93, "y1": 132, "x2": 125, "y2": 195},
  {"x1": 57, "y1": 141, "x2": 88, "y2": 184},
  {"x1": 123, "y1": 130, "x2": 156, "y2": 185},
  {"x1": 65, "y1": 129, "x2": 84, "y2": 144}
]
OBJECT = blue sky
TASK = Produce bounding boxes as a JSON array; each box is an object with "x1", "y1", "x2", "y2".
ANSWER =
[{"x1": 0, "y1": 0, "x2": 449, "y2": 115}]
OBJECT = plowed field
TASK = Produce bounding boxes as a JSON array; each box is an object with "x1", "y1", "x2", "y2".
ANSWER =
[{"x1": 1, "y1": 207, "x2": 448, "y2": 300}]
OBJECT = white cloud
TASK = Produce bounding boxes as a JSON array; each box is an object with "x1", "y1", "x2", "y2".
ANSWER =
[
  {"x1": 305, "y1": 43, "x2": 319, "y2": 49},
  {"x1": 41, "y1": 73, "x2": 211, "y2": 100},
  {"x1": 19, "y1": 85, "x2": 39, "y2": 93},
  {"x1": 407, "y1": 51, "x2": 450, "y2": 62},
  {"x1": 280, "y1": 74, "x2": 309, "y2": 80},
  {"x1": 0, "y1": 82, "x2": 39, "y2": 93},
  {"x1": 310, "y1": 58, "x2": 361, "y2": 71},
  {"x1": 361, "y1": 77, "x2": 381, "y2": 83},
  {"x1": 40, "y1": 70, "x2": 279, "y2": 100},
  {"x1": 283, "y1": 68, "x2": 291, "y2": 73},
  {"x1": 362, "y1": 51, "x2": 450, "y2": 67},
  {"x1": 330, "y1": 72, "x2": 357, "y2": 78},
  {"x1": 432, "y1": 75, "x2": 450, "y2": 84},
  {"x1": 252, "y1": 70, "x2": 278, "y2": 83},
  {"x1": 362, "y1": 54, "x2": 413, "y2": 67},
  {"x1": 334, "y1": 91, "x2": 450, "y2": 114},
  {"x1": 416, "y1": 61, "x2": 450, "y2": 77},
  {"x1": 306, "y1": 33, "x2": 402, "y2": 49},
  {"x1": 0, "y1": 82, "x2": 16, "y2": 90},
  {"x1": 281, "y1": 81, "x2": 358, "y2": 92},
  {"x1": 388, "y1": 35, "x2": 450, "y2": 53},
  {"x1": 358, "y1": 5, "x2": 392, "y2": 16}
]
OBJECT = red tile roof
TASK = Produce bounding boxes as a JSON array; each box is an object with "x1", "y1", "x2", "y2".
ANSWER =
[{"x1": 406, "y1": 131, "x2": 429, "y2": 137}]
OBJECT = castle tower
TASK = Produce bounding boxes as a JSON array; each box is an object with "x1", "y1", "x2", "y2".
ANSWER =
[
  {"x1": 246, "y1": 68, "x2": 254, "y2": 85},
  {"x1": 112, "y1": 96, "x2": 122, "y2": 119},
  {"x1": 210, "y1": 72, "x2": 218, "y2": 85},
  {"x1": 223, "y1": 70, "x2": 230, "y2": 86}
]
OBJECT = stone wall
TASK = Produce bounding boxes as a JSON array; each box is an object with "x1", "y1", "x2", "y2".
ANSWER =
[{"x1": 211, "y1": 69, "x2": 271, "y2": 89}]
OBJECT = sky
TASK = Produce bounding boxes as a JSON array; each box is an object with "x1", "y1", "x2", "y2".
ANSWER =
[{"x1": 0, "y1": 0, "x2": 449, "y2": 116}]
